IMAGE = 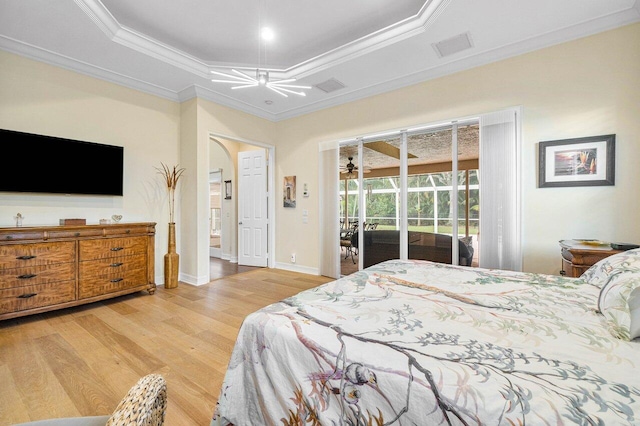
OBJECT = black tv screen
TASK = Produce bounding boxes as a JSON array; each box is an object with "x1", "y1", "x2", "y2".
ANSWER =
[{"x1": 0, "y1": 129, "x2": 124, "y2": 196}]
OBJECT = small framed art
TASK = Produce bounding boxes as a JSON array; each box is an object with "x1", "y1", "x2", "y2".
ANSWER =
[
  {"x1": 538, "y1": 134, "x2": 615, "y2": 188},
  {"x1": 283, "y1": 176, "x2": 296, "y2": 208},
  {"x1": 224, "y1": 180, "x2": 232, "y2": 199}
]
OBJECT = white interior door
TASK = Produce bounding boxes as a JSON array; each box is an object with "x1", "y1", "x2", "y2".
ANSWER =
[{"x1": 238, "y1": 150, "x2": 268, "y2": 267}]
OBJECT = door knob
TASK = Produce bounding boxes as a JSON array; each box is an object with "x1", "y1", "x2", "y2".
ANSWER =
[{"x1": 239, "y1": 222, "x2": 243, "y2": 225}]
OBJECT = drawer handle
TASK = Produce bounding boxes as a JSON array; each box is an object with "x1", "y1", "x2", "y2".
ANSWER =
[
  {"x1": 110, "y1": 247, "x2": 124, "y2": 252},
  {"x1": 110, "y1": 262, "x2": 124, "y2": 267},
  {"x1": 16, "y1": 255, "x2": 36, "y2": 260},
  {"x1": 18, "y1": 274, "x2": 37, "y2": 279},
  {"x1": 17, "y1": 293, "x2": 38, "y2": 299},
  {"x1": 75, "y1": 232, "x2": 80, "y2": 237},
  {"x1": 110, "y1": 278, "x2": 124, "y2": 283}
]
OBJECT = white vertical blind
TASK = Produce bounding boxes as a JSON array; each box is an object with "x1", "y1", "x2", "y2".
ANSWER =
[
  {"x1": 479, "y1": 108, "x2": 522, "y2": 271},
  {"x1": 319, "y1": 141, "x2": 340, "y2": 278}
]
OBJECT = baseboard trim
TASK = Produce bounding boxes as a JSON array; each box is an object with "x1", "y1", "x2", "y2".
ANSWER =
[
  {"x1": 178, "y1": 272, "x2": 209, "y2": 286},
  {"x1": 274, "y1": 262, "x2": 320, "y2": 276}
]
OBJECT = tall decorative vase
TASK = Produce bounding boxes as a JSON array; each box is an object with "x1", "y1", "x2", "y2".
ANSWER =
[{"x1": 164, "y1": 223, "x2": 179, "y2": 289}]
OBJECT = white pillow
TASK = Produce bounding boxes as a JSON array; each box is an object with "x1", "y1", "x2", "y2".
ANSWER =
[
  {"x1": 629, "y1": 286, "x2": 640, "y2": 341},
  {"x1": 582, "y1": 248, "x2": 640, "y2": 287},
  {"x1": 598, "y1": 275, "x2": 640, "y2": 340}
]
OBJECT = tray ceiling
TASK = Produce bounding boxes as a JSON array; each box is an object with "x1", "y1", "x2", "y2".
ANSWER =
[{"x1": 0, "y1": 0, "x2": 638, "y2": 121}]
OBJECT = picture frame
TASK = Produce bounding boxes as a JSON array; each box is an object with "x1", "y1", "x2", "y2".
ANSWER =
[
  {"x1": 538, "y1": 134, "x2": 615, "y2": 188},
  {"x1": 283, "y1": 176, "x2": 296, "y2": 208},
  {"x1": 224, "y1": 180, "x2": 232, "y2": 199}
]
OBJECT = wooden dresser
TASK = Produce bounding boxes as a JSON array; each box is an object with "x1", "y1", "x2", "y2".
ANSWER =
[
  {"x1": 0, "y1": 222, "x2": 155, "y2": 320},
  {"x1": 559, "y1": 239, "x2": 622, "y2": 278}
]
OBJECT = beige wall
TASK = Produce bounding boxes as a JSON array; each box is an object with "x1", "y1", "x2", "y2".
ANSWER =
[
  {"x1": 180, "y1": 98, "x2": 275, "y2": 283},
  {"x1": 0, "y1": 51, "x2": 274, "y2": 286},
  {"x1": 0, "y1": 50, "x2": 181, "y2": 283},
  {"x1": 273, "y1": 22, "x2": 640, "y2": 274},
  {"x1": 1, "y1": 22, "x2": 638, "y2": 281}
]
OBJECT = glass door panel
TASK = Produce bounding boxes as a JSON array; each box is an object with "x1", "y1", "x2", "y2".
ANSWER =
[
  {"x1": 361, "y1": 138, "x2": 400, "y2": 268},
  {"x1": 406, "y1": 128, "x2": 455, "y2": 264},
  {"x1": 339, "y1": 144, "x2": 360, "y2": 276},
  {"x1": 404, "y1": 123, "x2": 479, "y2": 266}
]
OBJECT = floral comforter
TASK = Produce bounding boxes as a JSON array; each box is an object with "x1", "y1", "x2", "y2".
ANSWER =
[{"x1": 212, "y1": 260, "x2": 640, "y2": 425}]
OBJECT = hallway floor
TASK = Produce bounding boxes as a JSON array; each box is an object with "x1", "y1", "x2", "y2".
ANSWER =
[{"x1": 210, "y1": 257, "x2": 261, "y2": 281}]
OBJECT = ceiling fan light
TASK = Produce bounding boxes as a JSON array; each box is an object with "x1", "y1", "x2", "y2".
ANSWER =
[
  {"x1": 231, "y1": 83, "x2": 259, "y2": 89},
  {"x1": 267, "y1": 84, "x2": 306, "y2": 96},
  {"x1": 256, "y1": 70, "x2": 269, "y2": 85},
  {"x1": 211, "y1": 70, "x2": 247, "y2": 81},
  {"x1": 267, "y1": 85, "x2": 289, "y2": 98},
  {"x1": 211, "y1": 79, "x2": 245, "y2": 84},
  {"x1": 211, "y1": 68, "x2": 310, "y2": 96},
  {"x1": 271, "y1": 83, "x2": 312, "y2": 90}
]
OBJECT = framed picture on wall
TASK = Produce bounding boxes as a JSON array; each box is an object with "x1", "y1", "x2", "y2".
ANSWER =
[
  {"x1": 283, "y1": 176, "x2": 296, "y2": 208},
  {"x1": 538, "y1": 134, "x2": 615, "y2": 188},
  {"x1": 224, "y1": 180, "x2": 232, "y2": 199}
]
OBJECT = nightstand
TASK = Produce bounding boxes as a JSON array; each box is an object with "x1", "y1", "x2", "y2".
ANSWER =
[{"x1": 559, "y1": 239, "x2": 622, "y2": 278}]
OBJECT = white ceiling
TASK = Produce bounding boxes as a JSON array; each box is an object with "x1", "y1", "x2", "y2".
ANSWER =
[{"x1": 1, "y1": 0, "x2": 638, "y2": 122}]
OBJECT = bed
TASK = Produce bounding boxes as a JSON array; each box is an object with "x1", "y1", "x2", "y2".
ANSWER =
[{"x1": 212, "y1": 250, "x2": 640, "y2": 425}]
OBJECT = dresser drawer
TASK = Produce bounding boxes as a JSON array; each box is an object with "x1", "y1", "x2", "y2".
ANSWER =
[
  {"x1": 79, "y1": 254, "x2": 146, "y2": 279},
  {"x1": 102, "y1": 226, "x2": 152, "y2": 237},
  {"x1": 46, "y1": 228, "x2": 104, "y2": 240},
  {"x1": 0, "y1": 242, "x2": 76, "y2": 269},
  {"x1": 0, "y1": 230, "x2": 45, "y2": 242},
  {"x1": 78, "y1": 267, "x2": 147, "y2": 299},
  {"x1": 79, "y1": 237, "x2": 147, "y2": 261},
  {"x1": 0, "y1": 281, "x2": 76, "y2": 314},
  {"x1": 0, "y1": 262, "x2": 76, "y2": 290}
]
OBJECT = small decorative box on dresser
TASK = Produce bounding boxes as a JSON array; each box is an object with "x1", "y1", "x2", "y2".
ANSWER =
[
  {"x1": 559, "y1": 239, "x2": 622, "y2": 278},
  {"x1": 0, "y1": 222, "x2": 155, "y2": 320}
]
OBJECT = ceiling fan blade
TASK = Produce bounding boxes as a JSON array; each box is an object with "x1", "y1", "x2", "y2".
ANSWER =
[{"x1": 364, "y1": 141, "x2": 417, "y2": 159}]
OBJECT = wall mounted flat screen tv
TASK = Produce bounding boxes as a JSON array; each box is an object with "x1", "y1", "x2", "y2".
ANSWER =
[{"x1": 0, "y1": 129, "x2": 124, "y2": 196}]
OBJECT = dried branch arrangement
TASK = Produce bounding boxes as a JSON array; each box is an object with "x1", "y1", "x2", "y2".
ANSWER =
[{"x1": 156, "y1": 163, "x2": 185, "y2": 223}]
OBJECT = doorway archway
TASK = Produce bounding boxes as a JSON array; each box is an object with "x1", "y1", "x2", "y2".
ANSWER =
[{"x1": 206, "y1": 132, "x2": 276, "y2": 282}]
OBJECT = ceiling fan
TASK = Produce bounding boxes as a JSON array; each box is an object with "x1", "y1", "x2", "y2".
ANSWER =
[{"x1": 340, "y1": 157, "x2": 371, "y2": 178}]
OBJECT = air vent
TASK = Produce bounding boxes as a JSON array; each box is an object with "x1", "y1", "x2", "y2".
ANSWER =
[
  {"x1": 432, "y1": 32, "x2": 474, "y2": 58},
  {"x1": 314, "y1": 78, "x2": 346, "y2": 93}
]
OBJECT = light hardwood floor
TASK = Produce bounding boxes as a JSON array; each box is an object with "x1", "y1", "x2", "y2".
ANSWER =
[{"x1": 0, "y1": 269, "x2": 332, "y2": 426}]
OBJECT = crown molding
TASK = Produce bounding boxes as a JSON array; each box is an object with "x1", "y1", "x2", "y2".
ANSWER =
[
  {"x1": 73, "y1": 0, "x2": 119, "y2": 38},
  {"x1": 73, "y1": 0, "x2": 210, "y2": 78},
  {"x1": 0, "y1": 35, "x2": 179, "y2": 102},
  {"x1": 177, "y1": 85, "x2": 277, "y2": 120},
  {"x1": 284, "y1": 0, "x2": 452, "y2": 79},
  {"x1": 2, "y1": 5, "x2": 638, "y2": 123},
  {"x1": 73, "y1": 0, "x2": 450, "y2": 80},
  {"x1": 269, "y1": 6, "x2": 640, "y2": 121}
]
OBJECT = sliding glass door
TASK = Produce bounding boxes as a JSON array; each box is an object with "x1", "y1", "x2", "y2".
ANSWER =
[
  {"x1": 329, "y1": 108, "x2": 519, "y2": 277},
  {"x1": 338, "y1": 121, "x2": 480, "y2": 274}
]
